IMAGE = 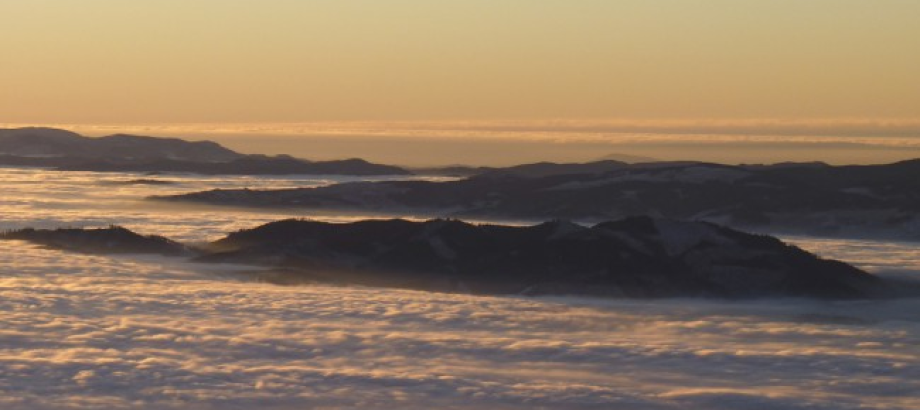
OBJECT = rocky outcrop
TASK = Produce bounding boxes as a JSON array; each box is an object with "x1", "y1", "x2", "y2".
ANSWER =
[{"x1": 60, "y1": 156, "x2": 410, "y2": 176}]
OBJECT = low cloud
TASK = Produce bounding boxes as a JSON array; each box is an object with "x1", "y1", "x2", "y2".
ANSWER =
[{"x1": 0, "y1": 238, "x2": 917, "y2": 409}]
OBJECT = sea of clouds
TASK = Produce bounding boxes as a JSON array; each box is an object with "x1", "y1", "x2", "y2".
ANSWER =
[
  {"x1": 0, "y1": 168, "x2": 918, "y2": 409},
  {"x1": 1, "y1": 241, "x2": 917, "y2": 410},
  {"x1": 0, "y1": 168, "x2": 448, "y2": 242}
]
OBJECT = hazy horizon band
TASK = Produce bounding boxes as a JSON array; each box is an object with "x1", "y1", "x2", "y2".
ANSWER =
[{"x1": 5, "y1": 122, "x2": 920, "y2": 167}]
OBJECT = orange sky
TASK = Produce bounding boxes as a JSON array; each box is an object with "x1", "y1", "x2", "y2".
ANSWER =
[{"x1": 1, "y1": 1, "x2": 918, "y2": 124}]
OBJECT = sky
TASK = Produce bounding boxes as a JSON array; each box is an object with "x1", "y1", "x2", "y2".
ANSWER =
[
  {"x1": 2, "y1": 0, "x2": 919, "y2": 124},
  {"x1": 2, "y1": 1, "x2": 920, "y2": 165}
]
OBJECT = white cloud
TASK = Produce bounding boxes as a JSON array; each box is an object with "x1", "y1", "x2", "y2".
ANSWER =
[
  {"x1": 0, "y1": 167, "x2": 918, "y2": 409},
  {"x1": 0, "y1": 240, "x2": 918, "y2": 409}
]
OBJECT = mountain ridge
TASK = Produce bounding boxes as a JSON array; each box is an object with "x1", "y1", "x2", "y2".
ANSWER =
[
  {"x1": 0, "y1": 127, "x2": 409, "y2": 176},
  {"x1": 0, "y1": 217, "x2": 889, "y2": 299},
  {"x1": 157, "y1": 159, "x2": 920, "y2": 240}
]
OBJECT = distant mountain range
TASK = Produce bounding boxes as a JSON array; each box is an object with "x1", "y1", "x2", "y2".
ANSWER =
[
  {"x1": 412, "y1": 158, "x2": 657, "y2": 177},
  {"x1": 595, "y1": 152, "x2": 658, "y2": 163},
  {"x1": 0, "y1": 127, "x2": 409, "y2": 176},
  {"x1": 158, "y1": 159, "x2": 920, "y2": 240},
  {"x1": 0, "y1": 217, "x2": 888, "y2": 299},
  {"x1": 0, "y1": 127, "x2": 240, "y2": 162}
]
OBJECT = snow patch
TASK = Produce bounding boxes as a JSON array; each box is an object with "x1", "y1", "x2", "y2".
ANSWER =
[{"x1": 653, "y1": 219, "x2": 735, "y2": 256}]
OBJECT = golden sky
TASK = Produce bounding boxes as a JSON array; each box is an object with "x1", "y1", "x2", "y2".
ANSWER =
[{"x1": 2, "y1": 1, "x2": 919, "y2": 123}]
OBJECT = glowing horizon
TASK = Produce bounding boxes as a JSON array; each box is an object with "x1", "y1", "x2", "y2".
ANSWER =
[{"x1": 6, "y1": 120, "x2": 920, "y2": 167}]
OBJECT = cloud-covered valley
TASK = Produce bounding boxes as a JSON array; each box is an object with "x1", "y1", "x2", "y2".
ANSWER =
[
  {"x1": 1, "y1": 167, "x2": 918, "y2": 409},
  {"x1": 1, "y1": 239, "x2": 918, "y2": 409}
]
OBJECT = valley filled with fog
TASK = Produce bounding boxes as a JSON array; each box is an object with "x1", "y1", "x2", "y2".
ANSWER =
[
  {"x1": 1, "y1": 168, "x2": 918, "y2": 409},
  {"x1": 0, "y1": 168, "x2": 454, "y2": 243}
]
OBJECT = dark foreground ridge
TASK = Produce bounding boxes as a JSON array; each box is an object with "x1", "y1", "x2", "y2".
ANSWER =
[
  {"x1": 2, "y1": 218, "x2": 891, "y2": 298},
  {"x1": 159, "y1": 159, "x2": 920, "y2": 240},
  {"x1": 1, "y1": 218, "x2": 890, "y2": 299},
  {"x1": 0, "y1": 127, "x2": 409, "y2": 176},
  {"x1": 1, "y1": 226, "x2": 192, "y2": 257},
  {"x1": 199, "y1": 217, "x2": 880, "y2": 299}
]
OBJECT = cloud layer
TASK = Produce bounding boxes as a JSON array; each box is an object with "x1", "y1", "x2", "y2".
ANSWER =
[
  {"x1": 1, "y1": 240, "x2": 918, "y2": 409},
  {"x1": 0, "y1": 167, "x2": 918, "y2": 409}
]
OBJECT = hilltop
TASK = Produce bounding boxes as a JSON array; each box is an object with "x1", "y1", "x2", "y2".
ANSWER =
[
  {"x1": 0, "y1": 127, "x2": 409, "y2": 176},
  {"x1": 2, "y1": 218, "x2": 885, "y2": 299},
  {"x1": 160, "y1": 159, "x2": 920, "y2": 240}
]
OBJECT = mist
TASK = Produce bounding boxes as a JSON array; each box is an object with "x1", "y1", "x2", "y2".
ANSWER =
[
  {"x1": 10, "y1": 121, "x2": 920, "y2": 167},
  {"x1": 1, "y1": 238, "x2": 917, "y2": 410},
  {"x1": 0, "y1": 158, "x2": 918, "y2": 409}
]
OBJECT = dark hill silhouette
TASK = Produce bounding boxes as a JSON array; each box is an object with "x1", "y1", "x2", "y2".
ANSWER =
[
  {"x1": 0, "y1": 218, "x2": 886, "y2": 299},
  {"x1": 595, "y1": 153, "x2": 658, "y2": 163},
  {"x1": 160, "y1": 159, "x2": 920, "y2": 240},
  {"x1": 200, "y1": 217, "x2": 881, "y2": 299},
  {"x1": 480, "y1": 160, "x2": 629, "y2": 178},
  {"x1": 1, "y1": 226, "x2": 191, "y2": 256},
  {"x1": 0, "y1": 127, "x2": 410, "y2": 176},
  {"x1": 0, "y1": 127, "x2": 240, "y2": 162},
  {"x1": 414, "y1": 159, "x2": 634, "y2": 178}
]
